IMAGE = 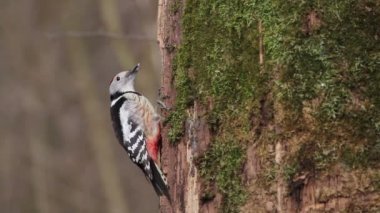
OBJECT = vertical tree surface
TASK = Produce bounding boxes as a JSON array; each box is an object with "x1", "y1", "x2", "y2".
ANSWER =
[{"x1": 158, "y1": 0, "x2": 380, "y2": 212}]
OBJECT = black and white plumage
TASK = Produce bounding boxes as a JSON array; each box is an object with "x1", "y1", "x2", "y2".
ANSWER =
[
  {"x1": 109, "y1": 64, "x2": 170, "y2": 199},
  {"x1": 111, "y1": 95, "x2": 151, "y2": 177}
]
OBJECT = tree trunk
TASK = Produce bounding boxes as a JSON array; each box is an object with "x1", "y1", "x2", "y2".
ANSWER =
[
  {"x1": 157, "y1": 1, "x2": 380, "y2": 212},
  {"x1": 157, "y1": 1, "x2": 224, "y2": 212}
]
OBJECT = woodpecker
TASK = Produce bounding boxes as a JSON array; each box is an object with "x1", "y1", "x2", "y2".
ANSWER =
[{"x1": 109, "y1": 64, "x2": 170, "y2": 199}]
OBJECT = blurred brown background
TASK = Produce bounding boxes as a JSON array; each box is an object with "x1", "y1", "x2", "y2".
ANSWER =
[{"x1": 0, "y1": 0, "x2": 160, "y2": 212}]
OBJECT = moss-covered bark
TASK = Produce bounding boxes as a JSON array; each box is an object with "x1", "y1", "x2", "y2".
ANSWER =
[{"x1": 160, "y1": 0, "x2": 380, "y2": 212}]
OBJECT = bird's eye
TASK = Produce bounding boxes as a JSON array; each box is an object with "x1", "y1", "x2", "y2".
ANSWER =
[{"x1": 116, "y1": 76, "x2": 120, "y2": 81}]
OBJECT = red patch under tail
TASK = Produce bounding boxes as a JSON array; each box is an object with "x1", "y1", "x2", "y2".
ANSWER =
[{"x1": 147, "y1": 127, "x2": 161, "y2": 162}]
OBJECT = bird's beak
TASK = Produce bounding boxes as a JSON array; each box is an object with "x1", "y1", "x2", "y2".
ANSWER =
[{"x1": 130, "y1": 63, "x2": 140, "y2": 76}]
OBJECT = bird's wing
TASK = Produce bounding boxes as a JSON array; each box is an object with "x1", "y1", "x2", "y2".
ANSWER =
[
  {"x1": 119, "y1": 101, "x2": 153, "y2": 179},
  {"x1": 111, "y1": 96, "x2": 169, "y2": 198}
]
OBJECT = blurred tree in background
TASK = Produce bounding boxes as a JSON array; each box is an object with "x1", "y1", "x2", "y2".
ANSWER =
[{"x1": 0, "y1": 0, "x2": 160, "y2": 212}]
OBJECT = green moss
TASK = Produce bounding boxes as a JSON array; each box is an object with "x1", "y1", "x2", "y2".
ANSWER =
[
  {"x1": 284, "y1": 163, "x2": 300, "y2": 182},
  {"x1": 263, "y1": 0, "x2": 380, "y2": 171},
  {"x1": 169, "y1": 0, "x2": 181, "y2": 15},
  {"x1": 198, "y1": 140, "x2": 247, "y2": 212},
  {"x1": 169, "y1": 0, "x2": 380, "y2": 210},
  {"x1": 264, "y1": 164, "x2": 277, "y2": 183},
  {"x1": 168, "y1": 0, "x2": 266, "y2": 209},
  {"x1": 284, "y1": 137, "x2": 340, "y2": 182},
  {"x1": 373, "y1": 173, "x2": 380, "y2": 191},
  {"x1": 181, "y1": 1, "x2": 266, "y2": 208},
  {"x1": 342, "y1": 142, "x2": 380, "y2": 169},
  {"x1": 166, "y1": 50, "x2": 194, "y2": 143}
]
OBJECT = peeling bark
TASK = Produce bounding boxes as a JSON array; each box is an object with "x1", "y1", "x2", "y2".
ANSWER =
[
  {"x1": 157, "y1": 0, "x2": 184, "y2": 212},
  {"x1": 157, "y1": 2, "x2": 217, "y2": 211}
]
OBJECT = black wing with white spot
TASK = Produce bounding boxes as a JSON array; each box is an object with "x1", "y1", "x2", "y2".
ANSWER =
[
  {"x1": 110, "y1": 95, "x2": 170, "y2": 199},
  {"x1": 110, "y1": 97, "x2": 152, "y2": 179},
  {"x1": 122, "y1": 118, "x2": 152, "y2": 179}
]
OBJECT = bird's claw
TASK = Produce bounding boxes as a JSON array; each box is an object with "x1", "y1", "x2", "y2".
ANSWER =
[{"x1": 157, "y1": 100, "x2": 170, "y2": 110}]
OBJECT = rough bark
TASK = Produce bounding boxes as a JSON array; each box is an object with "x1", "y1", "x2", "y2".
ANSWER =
[
  {"x1": 157, "y1": 0, "x2": 222, "y2": 212},
  {"x1": 158, "y1": 1, "x2": 213, "y2": 212},
  {"x1": 157, "y1": 1, "x2": 380, "y2": 213},
  {"x1": 157, "y1": 1, "x2": 183, "y2": 212}
]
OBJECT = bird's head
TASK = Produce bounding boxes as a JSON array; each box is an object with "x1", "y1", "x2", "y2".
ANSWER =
[{"x1": 109, "y1": 63, "x2": 140, "y2": 97}]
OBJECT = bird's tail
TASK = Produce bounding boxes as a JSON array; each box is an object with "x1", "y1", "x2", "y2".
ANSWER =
[{"x1": 150, "y1": 160, "x2": 171, "y2": 202}]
